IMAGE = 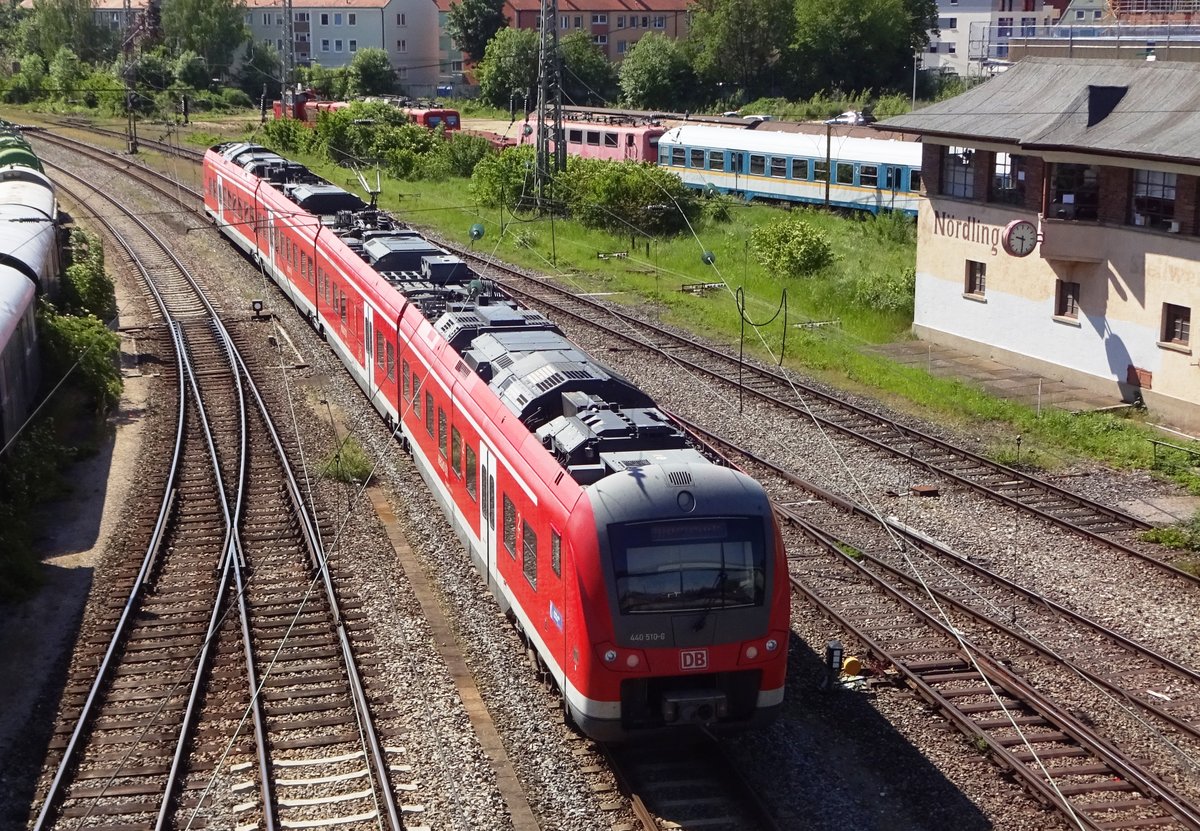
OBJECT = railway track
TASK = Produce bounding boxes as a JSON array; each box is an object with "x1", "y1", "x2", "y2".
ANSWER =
[
  {"x1": 673, "y1": 414, "x2": 1200, "y2": 829},
  {"x1": 33, "y1": 153, "x2": 411, "y2": 830}
]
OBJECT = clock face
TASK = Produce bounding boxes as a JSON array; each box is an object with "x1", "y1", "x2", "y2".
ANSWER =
[{"x1": 1003, "y1": 219, "x2": 1038, "y2": 257}]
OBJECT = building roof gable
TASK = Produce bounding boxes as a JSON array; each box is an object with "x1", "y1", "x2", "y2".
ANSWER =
[{"x1": 881, "y1": 57, "x2": 1200, "y2": 163}]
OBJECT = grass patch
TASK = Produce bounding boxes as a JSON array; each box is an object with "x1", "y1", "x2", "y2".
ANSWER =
[
  {"x1": 320, "y1": 436, "x2": 374, "y2": 484},
  {"x1": 1141, "y1": 512, "x2": 1200, "y2": 551}
]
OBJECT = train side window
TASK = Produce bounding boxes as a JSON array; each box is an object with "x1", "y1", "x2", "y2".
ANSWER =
[
  {"x1": 814, "y1": 160, "x2": 829, "y2": 182},
  {"x1": 568, "y1": 129, "x2": 582, "y2": 143},
  {"x1": 551, "y1": 529, "x2": 561, "y2": 577},
  {"x1": 386, "y1": 343, "x2": 395, "y2": 381},
  {"x1": 671, "y1": 146, "x2": 685, "y2": 166},
  {"x1": 770, "y1": 157, "x2": 787, "y2": 177},
  {"x1": 412, "y1": 376, "x2": 422, "y2": 418},
  {"x1": 438, "y1": 407, "x2": 447, "y2": 456},
  {"x1": 749, "y1": 155, "x2": 765, "y2": 176},
  {"x1": 586, "y1": 131, "x2": 600, "y2": 146},
  {"x1": 909, "y1": 170, "x2": 922, "y2": 192},
  {"x1": 861, "y1": 164, "x2": 879, "y2": 187},
  {"x1": 791, "y1": 158, "x2": 809, "y2": 180},
  {"x1": 708, "y1": 151, "x2": 723, "y2": 170},
  {"x1": 465, "y1": 445, "x2": 477, "y2": 500},
  {"x1": 690, "y1": 148, "x2": 704, "y2": 168},
  {"x1": 402, "y1": 360, "x2": 410, "y2": 399},
  {"x1": 836, "y1": 162, "x2": 854, "y2": 184},
  {"x1": 604, "y1": 132, "x2": 618, "y2": 148},
  {"x1": 451, "y1": 427, "x2": 462, "y2": 477},
  {"x1": 503, "y1": 495, "x2": 516, "y2": 556},
  {"x1": 522, "y1": 521, "x2": 538, "y2": 589},
  {"x1": 375, "y1": 330, "x2": 385, "y2": 368},
  {"x1": 425, "y1": 392, "x2": 435, "y2": 436}
]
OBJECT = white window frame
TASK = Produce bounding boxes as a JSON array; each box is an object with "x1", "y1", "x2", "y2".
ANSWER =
[
  {"x1": 334, "y1": 12, "x2": 343, "y2": 25},
  {"x1": 321, "y1": 13, "x2": 329, "y2": 25},
  {"x1": 335, "y1": 38, "x2": 343, "y2": 52},
  {"x1": 592, "y1": 13, "x2": 606, "y2": 24},
  {"x1": 654, "y1": 16, "x2": 665, "y2": 28},
  {"x1": 594, "y1": 33, "x2": 607, "y2": 44},
  {"x1": 349, "y1": 39, "x2": 357, "y2": 52},
  {"x1": 348, "y1": 12, "x2": 356, "y2": 25},
  {"x1": 321, "y1": 38, "x2": 330, "y2": 52}
]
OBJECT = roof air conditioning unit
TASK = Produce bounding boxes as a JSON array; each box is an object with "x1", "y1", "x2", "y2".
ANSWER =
[{"x1": 1168, "y1": 220, "x2": 1181, "y2": 233}]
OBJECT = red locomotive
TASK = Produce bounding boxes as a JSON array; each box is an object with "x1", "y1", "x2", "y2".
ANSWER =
[
  {"x1": 202, "y1": 142, "x2": 789, "y2": 740},
  {"x1": 273, "y1": 90, "x2": 459, "y2": 132},
  {"x1": 519, "y1": 115, "x2": 666, "y2": 163},
  {"x1": 402, "y1": 105, "x2": 460, "y2": 131}
]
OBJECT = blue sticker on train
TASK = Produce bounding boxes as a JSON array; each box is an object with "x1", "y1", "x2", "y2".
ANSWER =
[{"x1": 549, "y1": 600, "x2": 563, "y2": 631}]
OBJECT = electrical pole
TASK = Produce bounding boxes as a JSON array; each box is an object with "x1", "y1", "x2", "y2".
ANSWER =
[
  {"x1": 122, "y1": 0, "x2": 138, "y2": 153},
  {"x1": 534, "y1": 0, "x2": 565, "y2": 210},
  {"x1": 282, "y1": 0, "x2": 295, "y2": 94}
]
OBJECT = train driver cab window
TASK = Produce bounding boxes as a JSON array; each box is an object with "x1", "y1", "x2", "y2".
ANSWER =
[
  {"x1": 690, "y1": 149, "x2": 705, "y2": 167},
  {"x1": 860, "y1": 164, "x2": 878, "y2": 187},
  {"x1": 522, "y1": 521, "x2": 538, "y2": 589},
  {"x1": 671, "y1": 146, "x2": 685, "y2": 166},
  {"x1": 402, "y1": 359, "x2": 410, "y2": 399},
  {"x1": 425, "y1": 392, "x2": 435, "y2": 436},
  {"x1": 749, "y1": 154, "x2": 765, "y2": 175},
  {"x1": 604, "y1": 132, "x2": 619, "y2": 148},
  {"x1": 836, "y1": 162, "x2": 854, "y2": 184},
  {"x1": 451, "y1": 427, "x2": 462, "y2": 477},
  {"x1": 568, "y1": 129, "x2": 582, "y2": 144},
  {"x1": 610, "y1": 518, "x2": 766, "y2": 614},
  {"x1": 708, "y1": 151, "x2": 724, "y2": 170},
  {"x1": 465, "y1": 445, "x2": 478, "y2": 500},
  {"x1": 791, "y1": 159, "x2": 809, "y2": 180},
  {"x1": 438, "y1": 407, "x2": 447, "y2": 455},
  {"x1": 503, "y1": 495, "x2": 517, "y2": 556},
  {"x1": 586, "y1": 131, "x2": 601, "y2": 146}
]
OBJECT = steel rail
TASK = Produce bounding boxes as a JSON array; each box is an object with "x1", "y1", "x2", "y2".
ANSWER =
[
  {"x1": 784, "y1": 514, "x2": 1200, "y2": 830},
  {"x1": 677, "y1": 411, "x2": 1200, "y2": 743}
]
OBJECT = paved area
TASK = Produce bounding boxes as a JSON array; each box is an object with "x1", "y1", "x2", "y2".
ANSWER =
[{"x1": 867, "y1": 340, "x2": 1130, "y2": 416}]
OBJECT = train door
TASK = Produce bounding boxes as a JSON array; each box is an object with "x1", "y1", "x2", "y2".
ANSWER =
[
  {"x1": 479, "y1": 445, "x2": 497, "y2": 586},
  {"x1": 216, "y1": 176, "x2": 224, "y2": 223},
  {"x1": 266, "y1": 210, "x2": 275, "y2": 266},
  {"x1": 363, "y1": 306, "x2": 375, "y2": 398},
  {"x1": 732, "y1": 152, "x2": 747, "y2": 192}
]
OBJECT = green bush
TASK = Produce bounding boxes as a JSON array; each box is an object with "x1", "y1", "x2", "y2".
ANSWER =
[
  {"x1": 320, "y1": 436, "x2": 374, "y2": 483},
  {"x1": 440, "y1": 132, "x2": 495, "y2": 177},
  {"x1": 556, "y1": 156, "x2": 699, "y2": 234},
  {"x1": 1142, "y1": 512, "x2": 1200, "y2": 551},
  {"x1": 221, "y1": 87, "x2": 254, "y2": 109},
  {"x1": 61, "y1": 229, "x2": 117, "y2": 321},
  {"x1": 751, "y1": 214, "x2": 835, "y2": 277},
  {"x1": 37, "y1": 304, "x2": 122, "y2": 415},
  {"x1": 843, "y1": 267, "x2": 915, "y2": 314}
]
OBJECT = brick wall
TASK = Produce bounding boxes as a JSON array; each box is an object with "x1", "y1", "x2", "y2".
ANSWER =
[
  {"x1": 1098, "y1": 165, "x2": 1130, "y2": 225},
  {"x1": 1176, "y1": 174, "x2": 1197, "y2": 235},
  {"x1": 974, "y1": 151, "x2": 992, "y2": 200},
  {"x1": 1023, "y1": 156, "x2": 1044, "y2": 213}
]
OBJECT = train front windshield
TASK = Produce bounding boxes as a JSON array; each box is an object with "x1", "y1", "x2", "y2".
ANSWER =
[{"x1": 611, "y1": 518, "x2": 765, "y2": 614}]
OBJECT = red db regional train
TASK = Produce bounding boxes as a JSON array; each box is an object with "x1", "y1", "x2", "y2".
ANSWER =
[{"x1": 202, "y1": 143, "x2": 789, "y2": 740}]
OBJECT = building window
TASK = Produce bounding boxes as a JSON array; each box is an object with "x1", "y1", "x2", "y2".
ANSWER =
[
  {"x1": 940, "y1": 145, "x2": 976, "y2": 199},
  {"x1": 617, "y1": 15, "x2": 626, "y2": 26},
  {"x1": 333, "y1": 12, "x2": 343, "y2": 25},
  {"x1": 320, "y1": 13, "x2": 329, "y2": 25},
  {"x1": 1075, "y1": 9, "x2": 1085, "y2": 19},
  {"x1": 1131, "y1": 169, "x2": 1176, "y2": 230},
  {"x1": 522, "y1": 521, "x2": 537, "y2": 588},
  {"x1": 990, "y1": 152, "x2": 1025, "y2": 204},
  {"x1": 939, "y1": 16, "x2": 957, "y2": 27},
  {"x1": 321, "y1": 39, "x2": 330, "y2": 52},
  {"x1": 1050, "y1": 163, "x2": 1099, "y2": 221},
  {"x1": 245, "y1": 13, "x2": 252, "y2": 24},
  {"x1": 1021, "y1": 16, "x2": 1036, "y2": 35},
  {"x1": 574, "y1": 15, "x2": 582, "y2": 27},
  {"x1": 594, "y1": 34, "x2": 607, "y2": 45},
  {"x1": 451, "y1": 60, "x2": 464, "y2": 71},
  {"x1": 654, "y1": 16, "x2": 665, "y2": 27},
  {"x1": 262, "y1": 13, "x2": 270, "y2": 25},
  {"x1": 397, "y1": 13, "x2": 406, "y2": 25},
  {"x1": 348, "y1": 12, "x2": 356, "y2": 24},
  {"x1": 948, "y1": 43, "x2": 957, "y2": 53},
  {"x1": 997, "y1": 16, "x2": 1013, "y2": 36},
  {"x1": 592, "y1": 13, "x2": 607, "y2": 24},
  {"x1": 398, "y1": 39, "x2": 407, "y2": 52},
  {"x1": 296, "y1": 12, "x2": 309, "y2": 22},
  {"x1": 617, "y1": 40, "x2": 628, "y2": 53},
  {"x1": 965, "y1": 260, "x2": 986, "y2": 297},
  {"x1": 349, "y1": 39, "x2": 357, "y2": 52},
  {"x1": 503, "y1": 495, "x2": 516, "y2": 555},
  {"x1": 335, "y1": 39, "x2": 343, "y2": 52},
  {"x1": 1163, "y1": 304, "x2": 1191, "y2": 345},
  {"x1": 398, "y1": 67, "x2": 408, "y2": 79},
  {"x1": 1055, "y1": 280, "x2": 1080, "y2": 319}
]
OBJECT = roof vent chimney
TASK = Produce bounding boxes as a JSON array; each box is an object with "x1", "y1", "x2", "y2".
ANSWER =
[{"x1": 1087, "y1": 85, "x2": 1127, "y2": 128}]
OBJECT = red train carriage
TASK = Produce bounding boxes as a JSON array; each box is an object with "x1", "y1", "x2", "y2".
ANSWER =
[
  {"x1": 403, "y1": 106, "x2": 461, "y2": 131},
  {"x1": 519, "y1": 117, "x2": 665, "y2": 163},
  {"x1": 203, "y1": 143, "x2": 789, "y2": 740}
]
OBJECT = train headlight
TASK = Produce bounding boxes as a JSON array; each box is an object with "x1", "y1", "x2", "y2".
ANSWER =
[
  {"x1": 625, "y1": 654, "x2": 639, "y2": 668},
  {"x1": 766, "y1": 639, "x2": 779, "y2": 652},
  {"x1": 604, "y1": 649, "x2": 618, "y2": 663},
  {"x1": 745, "y1": 646, "x2": 759, "y2": 660}
]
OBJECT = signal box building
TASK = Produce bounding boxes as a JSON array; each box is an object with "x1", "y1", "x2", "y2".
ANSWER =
[{"x1": 883, "y1": 57, "x2": 1200, "y2": 430}]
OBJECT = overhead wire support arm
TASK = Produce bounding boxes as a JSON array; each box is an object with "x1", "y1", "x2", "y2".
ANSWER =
[{"x1": 534, "y1": 0, "x2": 565, "y2": 210}]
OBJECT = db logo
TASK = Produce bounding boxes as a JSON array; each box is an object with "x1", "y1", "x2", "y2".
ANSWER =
[{"x1": 680, "y1": 649, "x2": 709, "y2": 671}]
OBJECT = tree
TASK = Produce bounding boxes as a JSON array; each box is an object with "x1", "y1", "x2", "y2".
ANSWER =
[
  {"x1": 445, "y1": 0, "x2": 507, "y2": 62},
  {"x1": 560, "y1": 31, "x2": 616, "y2": 106},
  {"x1": 173, "y1": 49, "x2": 210, "y2": 90},
  {"x1": 46, "y1": 46, "x2": 84, "y2": 102},
  {"x1": 297, "y1": 62, "x2": 349, "y2": 100},
  {"x1": 160, "y1": 0, "x2": 248, "y2": 80},
  {"x1": 790, "y1": 0, "x2": 937, "y2": 96},
  {"x1": 236, "y1": 40, "x2": 282, "y2": 100},
  {"x1": 686, "y1": 0, "x2": 794, "y2": 101},
  {"x1": 28, "y1": 0, "x2": 113, "y2": 64},
  {"x1": 618, "y1": 33, "x2": 693, "y2": 110},
  {"x1": 475, "y1": 27, "x2": 538, "y2": 110},
  {"x1": 346, "y1": 48, "x2": 397, "y2": 96}
]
